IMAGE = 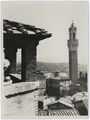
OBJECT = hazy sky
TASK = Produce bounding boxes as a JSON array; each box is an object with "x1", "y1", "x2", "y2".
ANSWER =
[{"x1": 2, "y1": 1, "x2": 88, "y2": 64}]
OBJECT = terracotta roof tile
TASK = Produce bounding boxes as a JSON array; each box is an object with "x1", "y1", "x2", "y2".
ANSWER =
[{"x1": 49, "y1": 109, "x2": 80, "y2": 116}]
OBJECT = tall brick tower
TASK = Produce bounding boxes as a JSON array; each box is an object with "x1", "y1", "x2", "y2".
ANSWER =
[{"x1": 67, "y1": 22, "x2": 78, "y2": 83}]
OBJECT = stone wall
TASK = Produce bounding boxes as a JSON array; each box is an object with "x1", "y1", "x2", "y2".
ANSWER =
[
  {"x1": 69, "y1": 50, "x2": 78, "y2": 83},
  {"x1": 22, "y1": 47, "x2": 37, "y2": 82},
  {"x1": 3, "y1": 82, "x2": 39, "y2": 118}
]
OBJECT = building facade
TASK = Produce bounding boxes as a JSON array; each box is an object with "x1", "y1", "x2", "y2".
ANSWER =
[{"x1": 3, "y1": 19, "x2": 52, "y2": 117}]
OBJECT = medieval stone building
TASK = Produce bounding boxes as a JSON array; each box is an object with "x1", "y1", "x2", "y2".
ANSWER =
[
  {"x1": 67, "y1": 22, "x2": 78, "y2": 83},
  {"x1": 3, "y1": 19, "x2": 52, "y2": 117}
]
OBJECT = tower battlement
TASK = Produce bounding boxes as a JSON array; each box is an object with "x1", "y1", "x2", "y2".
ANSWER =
[{"x1": 67, "y1": 39, "x2": 78, "y2": 51}]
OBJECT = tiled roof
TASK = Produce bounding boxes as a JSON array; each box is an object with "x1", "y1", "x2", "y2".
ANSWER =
[
  {"x1": 38, "y1": 109, "x2": 80, "y2": 116},
  {"x1": 38, "y1": 110, "x2": 48, "y2": 116},
  {"x1": 49, "y1": 109, "x2": 80, "y2": 116},
  {"x1": 82, "y1": 99, "x2": 88, "y2": 110},
  {"x1": 72, "y1": 92, "x2": 88, "y2": 102},
  {"x1": 72, "y1": 92, "x2": 88, "y2": 111},
  {"x1": 3, "y1": 19, "x2": 52, "y2": 40},
  {"x1": 59, "y1": 97, "x2": 74, "y2": 108},
  {"x1": 41, "y1": 97, "x2": 74, "y2": 109}
]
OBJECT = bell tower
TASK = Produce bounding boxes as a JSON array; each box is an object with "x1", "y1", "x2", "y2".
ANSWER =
[{"x1": 67, "y1": 22, "x2": 79, "y2": 83}]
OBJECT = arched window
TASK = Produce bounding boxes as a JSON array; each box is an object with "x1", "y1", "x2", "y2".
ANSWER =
[
  {"x1": 69, "y1": 32, "x2": 71, "y2": 39},
  {"x1": 73, "y1": 32, "x2": 75, "y2": 39}
]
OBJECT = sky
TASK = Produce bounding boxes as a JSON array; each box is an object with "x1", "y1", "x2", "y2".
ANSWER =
[{"x1": 1, "y1": 1, "x2": 88, "y2": 65}]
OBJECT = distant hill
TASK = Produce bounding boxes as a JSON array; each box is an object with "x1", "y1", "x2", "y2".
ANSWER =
[
  {"x1": 16, "y1": 62, "x2": 87, "y2": 73},
  {"x1": 37, "y1": 62, "x2": 87, "y2": 73},
  {"x1": 37, "y1": 62, "x2": 69, "y2": 73}
]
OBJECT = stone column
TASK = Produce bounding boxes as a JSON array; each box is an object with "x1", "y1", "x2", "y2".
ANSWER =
[
  {"x1": 21, "y1": 46, "x2": 37, "y2": 82},
  {"x1": 4, "y1": 47, "x2": 17, "y2": 74}
]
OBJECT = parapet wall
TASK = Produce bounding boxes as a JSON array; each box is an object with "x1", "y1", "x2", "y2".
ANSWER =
[{"x1": 3, "y1": 82, "x2": 39, "y2": 118}]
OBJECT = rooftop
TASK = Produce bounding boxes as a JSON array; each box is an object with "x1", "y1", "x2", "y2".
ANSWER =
[
  {"x1": 49, "y1": 109, "x2": 79, "y2": 116},
  {"x1": 59, "y1": 97, "x2": 74, "y2": 109},
  {"x1": 38, "y1": 109, "x2": 80, "y2": 116},
  {"x1": 3, "y1": 19, "x2": 52, "y2": 41},
  {"x1": 72, "y1": 92, "x2": 88, "y2": 102}
]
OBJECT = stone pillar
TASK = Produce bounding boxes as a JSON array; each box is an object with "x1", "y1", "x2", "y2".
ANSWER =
[
  {"x1": 4, "y1": 47, "x2": 17, "y2": 74},
  {"x1": 21, "y1": 46, "x2": 37, "y2": 82}
]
